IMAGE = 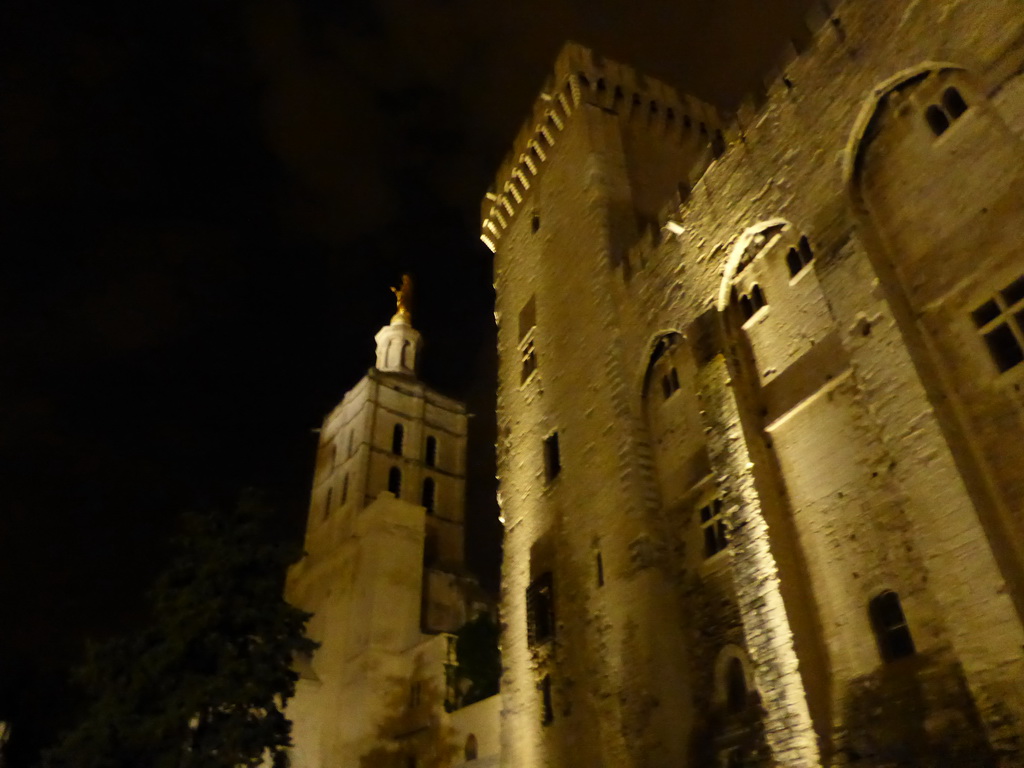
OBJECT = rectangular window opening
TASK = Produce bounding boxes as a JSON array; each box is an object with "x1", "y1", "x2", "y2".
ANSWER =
[
  {"x1": 870, "y1": 590, "x2": 915, "y2": 662},
  {"x1": 543, "y1": 432, "x2": 561, "y2": 482},
  {"x1": 521, "y1": 341, "x2": 538, "y2": 383},
  {"x1": 540, "y1": 674, "x2": 554, "y2": 725},
  {"x1": 972, "y1": 278, "x2": 1024, "y2": 374},
  {"x1": 700, "y1": 499, "x2": 728, "y2": 558},
  {"x1": 518, "y1": 296, "x2": 537, "y2": 343},
  {"x1": 527, "y1": 571, "x2": 555, "y2": 647}
]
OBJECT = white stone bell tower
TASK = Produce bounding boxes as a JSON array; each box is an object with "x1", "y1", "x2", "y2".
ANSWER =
[{"x1": 282, "y1": 275, "x2": 487, "y2": 768}]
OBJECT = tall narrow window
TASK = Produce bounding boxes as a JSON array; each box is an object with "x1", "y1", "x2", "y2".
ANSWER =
[
  {"x1": 526, "y1": 571, "x2": 555, "y2": 646},
  {"x1": 425, "y1": 435, "x2": 437, "y2": 467},
  {"x1": 421, "y1": 478, "x2": 435, "y2": 514},
  {"x1": 726, "y1": 657, "x2": 748, "y2": 712},
  {"x1": 464, "y1": 734, "x2": 478, "y2": 761},
  {"x1": 388, "y1": 467, "x2": 402, "y2": 496},
  {"x1": 392, "y1": 423, "x2": 404, "y2": 455},
  {"x1": 401, "y1": 340, "x2": 410, "y2": 368},
  {"x1": 424, "y1": 530, "x2": 439, "y2": 567},
  {"x1": 540, "y1": 674, "x2": 554, "y2": 725},
  {"x1": 972, "y1": 276, "x2": 1024, "y2": 373},
  {"x1": 521, "y1": 342, "x2": 538, "y2": 383},
  {"x1": 519, "y1": 296, "x2": 538, "y2": 384},
  {"x1": 323, "y1": 487, "x2": 333, "y2": 520},
  {"x1": 787, "y1": 236, "x2": 814, "y2": 277},
  {"x1": 341, "y1": 473, "x2": 349, "y2": 505},
  {"x1": 739, "y1": 294, "x2": 754, "y2": 321},
  {"x1": 596, "y1": 552, "x2": 604, "y2": 587},
  {"x1": 786, "y1": 248, "x2": 803, "y2": 277},
  {"x1": 543, "y1": 432, "x2": 561, "y2": 483},
  {"x1": 925, "y1": 104, "x2": 950, "y2": 136},
  {"x1": 751, "y1": 284, "x2": 766, "y2": 311},
  {"x1": 518, "y1": 296, "x2": 536, "y2": 342},
  {"x1": 869, "y1": 590, "x2": 915, "y2": 661},
  {"x1": 700, "y1": 499, "x2": 728, "y2": 558}
]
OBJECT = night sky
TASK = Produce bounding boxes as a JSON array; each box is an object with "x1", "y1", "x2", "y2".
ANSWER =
[{"x1": 0, "y1": 0, "x2": 812, "y2": 763}]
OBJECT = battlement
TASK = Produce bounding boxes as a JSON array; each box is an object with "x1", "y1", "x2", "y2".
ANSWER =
[
  {"x1": 480, "y1": 41, "x2": 722, "y2": 253},
  {"x1": 480, "y1": 2, "x2": 855, "y2": 255},
  {"x1": 599, "y1": 0, "x2": 857, "y2": 271}
]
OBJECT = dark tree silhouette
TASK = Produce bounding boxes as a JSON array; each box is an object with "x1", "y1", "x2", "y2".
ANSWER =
[
  {"x1": 43, "y1": 492, "x2": 317, "y2": 768},
  {"x1": 454, "y1": 613, "x2": 500, "y2": 708}
]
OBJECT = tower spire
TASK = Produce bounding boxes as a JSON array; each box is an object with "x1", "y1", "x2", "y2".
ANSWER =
[{"x1": 374, "y1": 274, "x2": 422, "y2": 376}]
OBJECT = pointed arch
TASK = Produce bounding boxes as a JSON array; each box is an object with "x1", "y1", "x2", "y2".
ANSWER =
[
  {"x1": 843, "y1": 61, "x2": 965, "y2": 204},
  {"x1": 639, "y1": 330, "x2": 684, "y2": 399},
  {"x1": 716, "y1": 218, "x2": 792, "y2": 311}
]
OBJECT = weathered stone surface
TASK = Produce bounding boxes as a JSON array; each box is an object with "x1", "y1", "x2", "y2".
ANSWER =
[{"x1": 485, "y1": 1, "x2": 1024, "y2": 765}]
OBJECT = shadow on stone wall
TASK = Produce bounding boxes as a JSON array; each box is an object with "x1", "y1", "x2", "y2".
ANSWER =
[
  {"x1": 838, "y1": 651, "x2": 995, "y2": 767},
  {"x1": 359, "y1": 659, "x2": 459, "y2": 768}
]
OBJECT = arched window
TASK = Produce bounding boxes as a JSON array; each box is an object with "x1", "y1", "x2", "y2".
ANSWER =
[
  {"x1": 786, "y1": 247, "x2": 804, "y2": 277},
  {"x1": 392, "y1": 423, "x2": 404, "y2": 455},
  {"x1": 388, "y1": 467, "x2": 402, "y2": 497},
  {"x1": 925, "y1": 104, "x2": 950, "y2": 136},
  {"x1": 464, "y1": 734, "x2": 478, "y2": 761},
  {"x1": 740, "y1": 294, "x2": 754, "y2": 321},
  {"x1": 751, "y1": 284, "x2": 766, "y2": 311},
  {"x1": 726, "y1": 657, "x2": 748, "y2": 712},
  {"x1": 425, "y1": 436, "x2": 437, "y2": 467},
  {"x1": 421, "y1": 478, "x2": 435, "y2": 514},
  {"x1": 341, "y1": 473, "x2": 349, "y2": 505},
  {"x1": 869, "y1": 590, "x2": 915, "y2": 661},
  {"x1": 401, "y1": 340, "x2": 410, "y2": 368},
  {"x1": 323, "y1": 487, "x2": 333, "y2": 520},
  {"x1": 942, "y1": 86, "x2": 968, "y2": 118}
]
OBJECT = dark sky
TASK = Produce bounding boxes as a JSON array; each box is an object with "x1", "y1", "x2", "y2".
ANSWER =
[{"x1": 0, "y1": 0, "x2": 812, "y2": 763}]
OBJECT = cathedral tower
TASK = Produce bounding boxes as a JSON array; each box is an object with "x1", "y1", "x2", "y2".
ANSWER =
[{"x1": 283, "y1": 277, "x2": 488, "y2": 768}]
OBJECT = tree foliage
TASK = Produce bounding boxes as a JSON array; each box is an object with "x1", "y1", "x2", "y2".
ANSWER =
[
  {"x1": 453, "y1": 612, "x2": 500, "y2": 708},
  {"x1": 43, "y1": 492, "x2": 317, "y2": 768}
]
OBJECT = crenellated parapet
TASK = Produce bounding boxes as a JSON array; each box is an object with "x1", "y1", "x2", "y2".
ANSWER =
[
  {"x1": 480, "y1": 41, "x2": 722, "y2": 253},
  {"x1": 603, "y1": 0, "x2": 856, "y2": 266}
]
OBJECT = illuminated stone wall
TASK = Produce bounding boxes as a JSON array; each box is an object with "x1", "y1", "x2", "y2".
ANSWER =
[{"x1": 484, "y1": 0, "x2": 1024, "y2": 765}]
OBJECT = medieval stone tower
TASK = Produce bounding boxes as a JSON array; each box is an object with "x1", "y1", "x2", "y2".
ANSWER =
[
  {"x1": 283, "y1": 283, "x2": 498, "y2": 768},
  {"x1": 482, "y1": 0, "x2": 1024, "y2": 765}
]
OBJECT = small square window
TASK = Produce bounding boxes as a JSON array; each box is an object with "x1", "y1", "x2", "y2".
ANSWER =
[
  {"x1": 973, "y1": 278, "x2": 1024, "y2": 374},
  {"x1": 984, "y1": 324, "x2": 1024, "y2": 372},
  {"x1": 972, "y1": 300, "x2": 1001, "y2": 328}
]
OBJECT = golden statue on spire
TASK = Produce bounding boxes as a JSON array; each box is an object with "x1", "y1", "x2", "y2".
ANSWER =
[{"x1": 391, "y1": 274, "x2": 413, "y2": 323}]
